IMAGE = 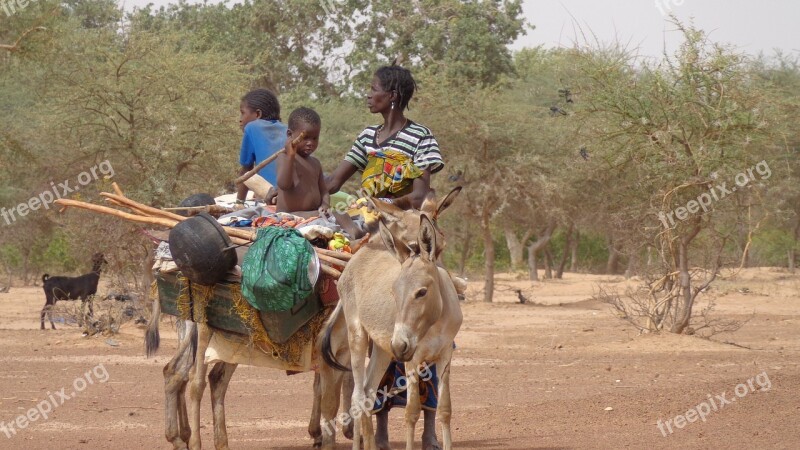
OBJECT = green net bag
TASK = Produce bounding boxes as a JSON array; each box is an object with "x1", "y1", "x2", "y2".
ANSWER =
[{"x1": 241, "y1": 226, "x2": 315, "y2": 312}]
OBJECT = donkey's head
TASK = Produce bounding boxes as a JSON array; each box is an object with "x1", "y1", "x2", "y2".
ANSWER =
[
  {"x1": 380, "y1": 213, "x2": 442, "y2": 362},
  {"x1": 368, "y1": 186, "x2": 461, "y2": 259}
]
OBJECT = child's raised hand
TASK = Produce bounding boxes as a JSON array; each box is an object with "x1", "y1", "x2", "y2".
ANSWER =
[
  {"x1": 284, "y1": 135, "x2": 297, "y2": 157},
  {"x1": 284, "y1": 131, "x2": 306, "y2": 158}
]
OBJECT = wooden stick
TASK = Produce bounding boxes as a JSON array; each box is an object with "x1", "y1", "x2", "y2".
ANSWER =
[
  {"x1": 163, "y1": 205, "x2": 211, "y2": 211},
  {"x1": 59, "y1": 196, "x2": 354, "y2": 260},
  {"x1": 351, "y1": 233, "x2": 371, "y2": 253},
  {"x1": 315, "y1": 247, "x2": 352, "y2": 261},
  {"x1": 319, "y1": 264, "x2": 342, "y2": 279},
  {"x1": 60, "y1": 197, "x2": 254, "y2": 245},
  {"x1": 316, "y1": 252, "x2": 347, "y2": 269},
  {"x1": 55, "y1": 199, "x2": 178, "y2": 228},
  {"x1": 234, "y1": 131, "x2": 306, "y2": 185},
  {"x1": 163, "y1": 205, "x2": 235, "y2": 216},
  {"x1": 229, "y1": 236, "x2": 250, "y2": 246},
  {"x1": 100, "y1": 193, "x2": 186, "y2": 222},
  {"x1": 111, "y1": 182, "x2": 125, "y2": 197},
  {"x1": 235, "y1": 151, "x2": 284, "y2": 185},
  {"x1": 105, "y1": 198, "x2": 150, "y2": 217}
]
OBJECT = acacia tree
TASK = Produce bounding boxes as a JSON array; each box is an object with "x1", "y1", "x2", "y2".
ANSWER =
[
  {"x1": 509, "y1": 48, "x2": 588, "y2": 280},
  {"x1": 417, "y1": 66, "x2": 571, "y2": 300},
  {"x1": 131, "y1": 0, "x2": 528, "y2": 94},
  {"x1": 35, "y1": 24, "x2": 248, "y2": 205},
  {"x1": 1, "y1": 7, "x2": 249, "y2": 284},
  {"x1": 754, "y1": 55, "x2": 800, "y2": 271},
  {"x1": 130, "y1": 0, "x2": 350, "y2": 96},
  {"x1": 576, "y1": 22, "x2": 782, "y2": 333},
  {"x1": 341, "y1": 0, "x2": 526, "y2": 87}
]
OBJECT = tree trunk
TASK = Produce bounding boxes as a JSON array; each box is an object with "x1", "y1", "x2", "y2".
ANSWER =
[
  {"x1": 482, "y1": 212, "x2": 494, "y2": 303},
  {"x1": 22, "y1": 254, "x2": 29, "y2": 286},
  {"x1": 569, "y1": 230, "x2": 579, "y2": 272},
  {"x1": 458, "y1": 230, "x2": 473, "y2": 277},
  {"x1": 527, "y1": 245, "x2": 539, "y2": 281},
  {"x1": 671, "y1": 241, "x2": 693, "y2": 334},
  {"x1": 738, "y1": 222, "x2": 750, "y2": 268},
  {"x1": 671, "y1": 223, "x2": 702, "y2": 334},
  {"x1": 790, "y1": 220, "x2": 800, "y2": 273},
  {"x1": 624, "y1": 251, "x2": 637, "y2": 279},
  {"x1": 504, "y1": 227, "x2": 532, "y2": 272},
  {"x1": 556, "y1": 223, "x2": 574, "y2": 278},
  {"x1": 605, "y1": 236, "x2": 621, "y2": 275},
  {"x1": 543, "y1": 246, "x2": 554, "y2": 279},
  {"x1": 527, "y1": 223, "x2": 557, "y2": 281}
]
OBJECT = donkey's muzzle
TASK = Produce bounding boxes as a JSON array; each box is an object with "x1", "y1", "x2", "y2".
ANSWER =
[
  {"x1": 391, "y1": 336, "x2": 414, "y2": 362},
  {"x1": 392, "y1": 326, "x2": 417, "y2": 362}
]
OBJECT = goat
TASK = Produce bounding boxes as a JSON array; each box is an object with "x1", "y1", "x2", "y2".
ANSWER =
[{"x1": 41, "y1": 252, "x2": 108, "y2": 330}]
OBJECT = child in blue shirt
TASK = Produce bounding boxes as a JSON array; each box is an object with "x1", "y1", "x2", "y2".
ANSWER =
[{"x1": 236, "y1": 89, "x2": 288, "y2": 203}]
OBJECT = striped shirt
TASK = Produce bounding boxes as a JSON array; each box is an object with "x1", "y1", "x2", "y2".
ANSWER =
[{"x1": 345, "y1": 121, "x2": 444, "y2": 174}]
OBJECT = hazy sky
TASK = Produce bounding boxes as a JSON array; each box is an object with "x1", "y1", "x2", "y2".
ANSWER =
[
  {"x1": 122, "y1": 0, "x2": 799, "y2": 59},
  {"x1": 513, "y1": 0, "x2": 799, "y2": 59}
]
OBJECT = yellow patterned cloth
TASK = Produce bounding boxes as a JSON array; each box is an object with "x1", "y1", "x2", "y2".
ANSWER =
[{"x1": 361, "y1": 150, "x2": 423, "y2": 198}]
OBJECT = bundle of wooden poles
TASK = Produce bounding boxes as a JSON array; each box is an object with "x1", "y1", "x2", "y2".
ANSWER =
[{"x1": 54, "y1": 182, "x2": 353, "y2": 279}]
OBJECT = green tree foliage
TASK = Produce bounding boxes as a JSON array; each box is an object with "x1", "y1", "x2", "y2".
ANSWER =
[
  {"x1": 130, "y1": 0, "x2": 352, "y2": 95},
  {"x1": 2, "y1": 2, "x2": 798, "y2": 301},
  {"x1": 573, "y1": 21, "x2": 787, "y2": 332},
  {"x1": 1, "y1": 4, "x2": 248, "y2": 283},
  {"x1": 344, "y1": 0, "x2": 528, "y2": 87}
]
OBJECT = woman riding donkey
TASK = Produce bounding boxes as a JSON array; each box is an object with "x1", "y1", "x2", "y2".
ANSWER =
[{"x1": 327, "y1": 64, "x2": 446, "y2": 450}]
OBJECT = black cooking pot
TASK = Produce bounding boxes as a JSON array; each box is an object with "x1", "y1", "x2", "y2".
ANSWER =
[
  {"x1": 177, "y1": 193, "x2": 217, "y2": 217},
  {"x1": 169, "y1": 212, "x2": 238, "y2": 286}
]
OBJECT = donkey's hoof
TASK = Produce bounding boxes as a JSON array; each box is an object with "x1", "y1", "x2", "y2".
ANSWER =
[{"x1": 422, "y1": 433, "x2": 442, "y2": 450}]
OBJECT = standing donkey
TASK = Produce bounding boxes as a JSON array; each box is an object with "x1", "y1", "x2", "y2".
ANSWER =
[
  {"x1": 146, "y1": 292, "x2": 355, "y2": 450},
  {"x1": 323, "y1": 189, "x2": 463, "y2": 450}
]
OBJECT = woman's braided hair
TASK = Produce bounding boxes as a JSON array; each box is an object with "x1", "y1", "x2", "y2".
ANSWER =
[
  {"x1": 241, "y1": 89, "x2": 281, "y2": 121},
  {"x1": 375, "y1": 65, "x2": 417, "y2": 111}
]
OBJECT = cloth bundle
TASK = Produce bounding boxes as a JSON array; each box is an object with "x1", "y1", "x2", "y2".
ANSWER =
[{"x1": 241, "y1": 227, "x2": 316, "y2": 312}]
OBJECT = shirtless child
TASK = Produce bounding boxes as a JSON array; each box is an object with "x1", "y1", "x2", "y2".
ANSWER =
[{"x1": 276, "y1": 107, "x2": 330, "y2": 217}]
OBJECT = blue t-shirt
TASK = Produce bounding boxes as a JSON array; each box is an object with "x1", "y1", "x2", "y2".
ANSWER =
[{"x1": 239, "y1": 119, "x2": 288, "y2": 186}]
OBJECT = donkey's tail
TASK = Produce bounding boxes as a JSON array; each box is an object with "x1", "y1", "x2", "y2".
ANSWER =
[
  {"x1": 321, "y1": 303, "x2": 350, "y2": 372},
  {"x1": 145, "y1": 287, "x2": 161, "y2": 358}
]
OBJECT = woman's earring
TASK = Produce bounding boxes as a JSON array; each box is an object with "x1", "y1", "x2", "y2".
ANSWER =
[{"x1": 391, "y1": 102, "x2": 395, "y2": 110}]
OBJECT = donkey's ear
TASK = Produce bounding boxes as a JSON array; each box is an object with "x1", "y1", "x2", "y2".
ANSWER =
[
  {"x1": 435, "y1": 186, "x2": 462, "y2": 219},
  {"x1": 418, "y1": 214, "x2": 437, "y2": 262},
  {"x1": 378, "y1": 216, "x2": 412, "y2": 263},
  {"x1": 420, "y1": 189, "x2": 437, "y2": 216},
  {"x1": 369, "y1": 197, "x2": 405, "y2": 219}
]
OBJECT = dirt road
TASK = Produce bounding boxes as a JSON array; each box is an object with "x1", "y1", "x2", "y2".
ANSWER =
[{"x1": 1, "y1": 268, "x2": 798, "y2": 449}]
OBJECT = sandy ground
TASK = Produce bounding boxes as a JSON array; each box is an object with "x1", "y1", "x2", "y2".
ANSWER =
[{"x1": 0, "y1": 268, "x2": 798, "y2": 449}]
